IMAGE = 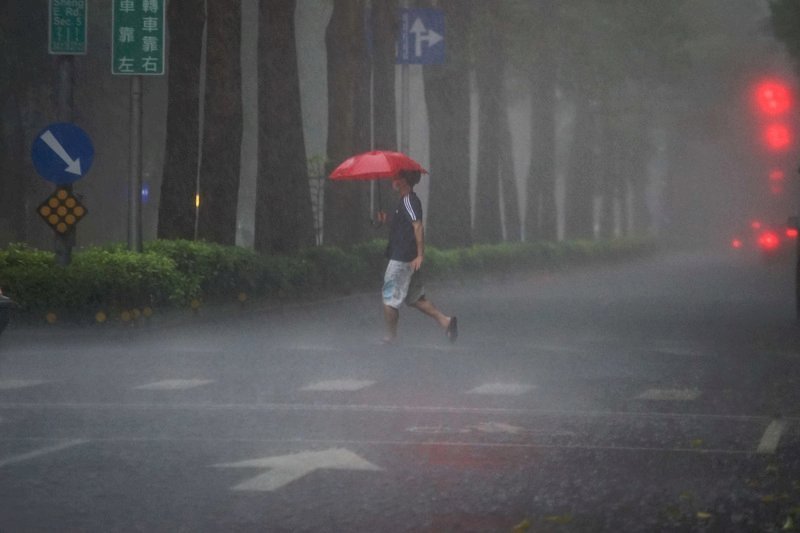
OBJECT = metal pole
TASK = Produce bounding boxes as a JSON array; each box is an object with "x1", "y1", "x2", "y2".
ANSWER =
[
  {"x1": 128, "y1": 75, "x2": 143, "y2": 252},
  {"x1": 368, "y1": 0, "x2": 375, "y2": 218},
  {"x1": 55, "y1": 55, "x2": 75, "y2": 266},
  {"x1": 400, "y1": 0, "x2": 410, "y2": 155}
]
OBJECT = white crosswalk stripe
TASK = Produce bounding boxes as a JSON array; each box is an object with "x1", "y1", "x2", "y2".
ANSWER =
[
  {"x1": 0, "y1": 380, "x2": 49, "y2": 390},
  {"x1": 636, "y1": 388, "x2": 701, "y2": 401},
  {"x1": 134, "y1": 379, "x2": 214, "y2": 391},
  {"x1": 301, "y1": 379, "x2": 376, "y2": 392},
  {"x1": 468, "y1": 383, "x2": 535, "y2": 395}
]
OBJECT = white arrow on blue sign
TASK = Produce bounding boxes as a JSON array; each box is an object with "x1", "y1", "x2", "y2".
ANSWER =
[
  {"x1": 397, "y1": 8, "x2": 445, "y2": 65},
  {"x1": 31, "y1": 122, "x2": 94, "y2": 185}
]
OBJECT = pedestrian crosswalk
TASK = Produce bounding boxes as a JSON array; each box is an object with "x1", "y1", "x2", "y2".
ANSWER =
[{"x1": 0, "y1": 376, "x2": 716, "y2": 403}]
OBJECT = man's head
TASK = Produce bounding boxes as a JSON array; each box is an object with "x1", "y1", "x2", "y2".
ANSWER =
[{"x1": 393, "y1": 170, "x2": 421, "y2": 192}]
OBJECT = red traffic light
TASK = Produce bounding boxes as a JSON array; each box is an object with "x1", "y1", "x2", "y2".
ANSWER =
[
  {"x1": 763, "y1": 123, "x2": 792, "y2": 151},
  {"x1": 755, "y1": 79, "x2": 793, "y2": 116}
]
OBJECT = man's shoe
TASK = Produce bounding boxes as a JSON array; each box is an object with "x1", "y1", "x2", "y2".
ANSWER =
[{"x1": 446, "y1": 316, "x2": 458, "y2": 343}]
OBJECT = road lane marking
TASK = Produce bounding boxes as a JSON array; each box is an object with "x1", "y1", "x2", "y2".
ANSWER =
[
  {"x1": 0, "y1": 380, "x2": 49, "y2": 390},
  {"x1": 468, "y1": 383, "x2": 535, "y2": 395},
  {"x1": 636, "y1": 388, "x2": 700, "y2": 401},
  {"x1": 0, "y1": 401, "x2": 791, "y2": 421},
  {"x1": 757, "y1": 420, "x2": 786, "y2": 454},
  {"x1": 214, "y1": 448, "x2": 382, "y2": 491},
  {"x1": 134, "y1": 379, "x2": 214, "y2": 391},
  {"x1": 0, "y1": 435, "x2": 760, "y2": 456},
  {"x1": 301, "y1": 379, "x2": 375, "y2": 392},
  {"x1": 0, "y1": 439, "x2": 88, "y2": 468},
  {"x1": 406, "y1": 422, "x2": 576, "y2": 437}
]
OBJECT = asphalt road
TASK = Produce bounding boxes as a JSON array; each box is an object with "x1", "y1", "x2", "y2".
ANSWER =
[{"x1": 1, "y1": 249, "x2": 800, "y2": 532}]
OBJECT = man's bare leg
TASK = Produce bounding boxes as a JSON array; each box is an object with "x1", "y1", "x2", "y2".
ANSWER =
[
  {"x1": 383, "y1": 304, "x2": 399, "y2": 343},
  {"x1": 409, "y1": 296, "x2": 451, "y2": 330}
]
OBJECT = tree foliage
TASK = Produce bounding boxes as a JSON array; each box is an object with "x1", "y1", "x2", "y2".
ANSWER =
[{"x1": 770, "y1": 0, "x2": 800, "y2": 73}]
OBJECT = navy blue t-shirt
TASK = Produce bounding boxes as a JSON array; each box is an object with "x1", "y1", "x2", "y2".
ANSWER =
[{"x1": 386, "y1": 192, "x2": 422, "y2": 262}]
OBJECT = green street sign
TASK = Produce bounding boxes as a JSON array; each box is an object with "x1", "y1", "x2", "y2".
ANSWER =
[
  {"x1": 49, "y1": 0, "x2": 87, "y2": 55},
  {"x1": 112, "y1": 0, "x2": 165, "y2": 75}
]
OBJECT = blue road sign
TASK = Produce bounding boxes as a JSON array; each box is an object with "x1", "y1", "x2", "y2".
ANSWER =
[
  {"x1": 397, "y1": 8, "x2": 445, "y2": 65},
  {"x1": 31, "y1": 122, "x2": 94, "y2": 185}
]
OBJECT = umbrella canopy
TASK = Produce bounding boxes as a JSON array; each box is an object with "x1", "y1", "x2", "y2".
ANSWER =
[{"x1": 329, "y1": 150, "x2": 428, "y2": 181}]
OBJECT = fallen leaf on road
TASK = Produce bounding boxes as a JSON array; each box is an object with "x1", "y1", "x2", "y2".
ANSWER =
[
  {"x1": 512, "y1": 518, "x2": 531, "y2": 532},
  {"x1": 696, "y1": 512, "x2": 712, "y2": 520},
  {"x1": 545, "y1": 515, "x2": 573, "y2": 524}
]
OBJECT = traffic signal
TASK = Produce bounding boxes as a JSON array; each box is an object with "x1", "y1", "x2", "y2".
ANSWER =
[
  {"x1": 752, "y1": 77, "x2": 795, "y2": 154},
  {"x1": 755, "y1": 80, "x2": 792, "y2": 116}
]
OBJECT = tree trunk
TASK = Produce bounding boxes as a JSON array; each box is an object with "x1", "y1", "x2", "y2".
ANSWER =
[
  {"x1": 197, "y1": 0, "x2": 242, "y2": 245},
  {"x1": 368, "y1": 0, "x2": 397, "y2": 231},
  {"x1": 500, "y1": 100, "x2": 521, "y2": 242},
  {"x1": 598, "y1": 113, "x2": 617, "y2": 240},
  {"x1": 564, "y1": 99, "x2": 595, "y2": 240},
  {"x1": 423, "y1": 0, "x2": 471, "y2": 248},
  {"x1": 0, "y1": 89, "x2": 28, "y2": 243},
  {"x1": 157, "y1": 0, "x2": 204, "y2": 240},
  {"x1": 525, "y1": 0, "x2": 558, "y2": 242},
  {"x1": 255, "y1": 0, "x2": 315, "y2": 254},
  {"x1": 323, "y1": 0, "x2": 371, "y2": 246},
  {"x1": 472, "y1": 3, "x2": 503, "y2": 244}
]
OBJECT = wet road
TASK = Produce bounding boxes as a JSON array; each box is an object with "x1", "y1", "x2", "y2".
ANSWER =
[{"x1": 1, "y1": 249, "x2": 800, "y2": 532}]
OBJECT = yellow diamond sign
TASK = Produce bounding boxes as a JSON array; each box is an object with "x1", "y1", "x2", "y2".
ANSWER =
[{"x1": 37, "y1": 188, "x2": 87, "y2": 234}]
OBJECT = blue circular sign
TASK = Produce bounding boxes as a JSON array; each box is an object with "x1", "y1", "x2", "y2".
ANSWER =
[{"x1": 30, "y1": 123, "x2": 94, "y2": 185}]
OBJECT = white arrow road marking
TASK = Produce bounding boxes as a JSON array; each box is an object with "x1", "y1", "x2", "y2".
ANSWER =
[
  {"x1": 0, "y1": 439, "x2": 88, "y2": 468},
  {"x1": 410, "y1": 17, "x2": 443, "y2": 57},
  {"x1": 40, "y1": 130, "x2": 82, "y2": 175},
  {"x1": 214, "y1": 448, "x2": 382, "y2": 492},
  {"x1": 757, "y1": 420, "x2": 786, "y2": 454},
  {"x1": 135, "y1": 379, "x2": 214, "y2": 391}
]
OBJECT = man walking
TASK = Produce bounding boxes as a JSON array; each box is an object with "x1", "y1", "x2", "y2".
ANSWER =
[{"x1": 382, "y1": 169, "x2": 457, "y2": 344}]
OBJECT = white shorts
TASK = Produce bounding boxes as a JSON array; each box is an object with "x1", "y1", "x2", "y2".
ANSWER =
[{"x1": 382, "y1": 260, "x2": 424, "y2": 309}]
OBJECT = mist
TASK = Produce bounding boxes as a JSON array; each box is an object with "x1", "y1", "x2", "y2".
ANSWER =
[{"x1": 1, "y1": 0, "x2": 797, "y2": 250}]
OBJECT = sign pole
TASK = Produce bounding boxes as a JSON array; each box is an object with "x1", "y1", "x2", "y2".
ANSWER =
[
  {"x1": 400, "y1": 0, "x2": 410, "y2": 155},
  {"x1": 112, "y1": 0, "x2": 165, "y2": 252},
  {"x1": 129, "y1": 75, "x2": 143, "y2": 252},
  {"x1": 55, "y1": 56, "x2": 75, "y2": 266}
]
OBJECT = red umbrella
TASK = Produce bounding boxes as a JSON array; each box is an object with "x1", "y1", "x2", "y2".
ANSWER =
[{"x1": 329, "y1": 150, "x2": 427, "y2": 181}]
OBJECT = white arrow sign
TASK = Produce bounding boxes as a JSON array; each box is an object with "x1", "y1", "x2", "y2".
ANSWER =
[
  {"x1": 40, "y1": 130, "x2": 82, "y2": 175},
  {"x1": 410, "y1": 17, "x2": 443, "y2": 58},
  {"x1": 214, "y1": 448, "x2": 382, "y2": 492}
]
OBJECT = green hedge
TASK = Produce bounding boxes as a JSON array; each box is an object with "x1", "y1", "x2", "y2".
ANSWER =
[{"x1": 0, "y1": 238, "x2": 655, "y2": 323}]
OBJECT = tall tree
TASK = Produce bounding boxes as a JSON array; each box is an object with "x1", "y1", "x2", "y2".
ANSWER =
[
  {"x1": 157, "y1": 0, "x2": 205, "y2": 240},
  {"x1": 323, "y1": 0, "x2": 371, "y2": 246},
  {"x1": 499, "y1": 102, "x2": 521, "y2": 242},
  {"x1": 472, "y1": 1, "x2": 503, "y2": 244},
  {"x1": 0, "y1": 1, "x2": 49, "y2": 244},
  {"x1": 563, "y1": 97, "x2": 596, "y2": 239},
  {"x1": 368, "y1": 0, "x2": 398, "y2": 224},
  {"x1": 370, "y1": 0, "x2": 397, "y2": 152},
  {"x1": 423, "y1": 0, "x2": 472, "y2": 248},
  {"x1": 770, "y1": 0, "x2": 800, "y2": 73},
  {"x1": 255, "y1": 0, "x2": 315, "y2": 253},
  {"x1": 503, "y1": 0, "x2": 559, "y2": 241},
  {"x1": 197, "y1": 0, "x2": 243, "y2": 245}
]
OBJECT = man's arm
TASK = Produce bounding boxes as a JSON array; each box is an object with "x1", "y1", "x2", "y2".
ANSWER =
[{"x1": 411, "y1": 220, "x2": 424, "y2": 271}]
